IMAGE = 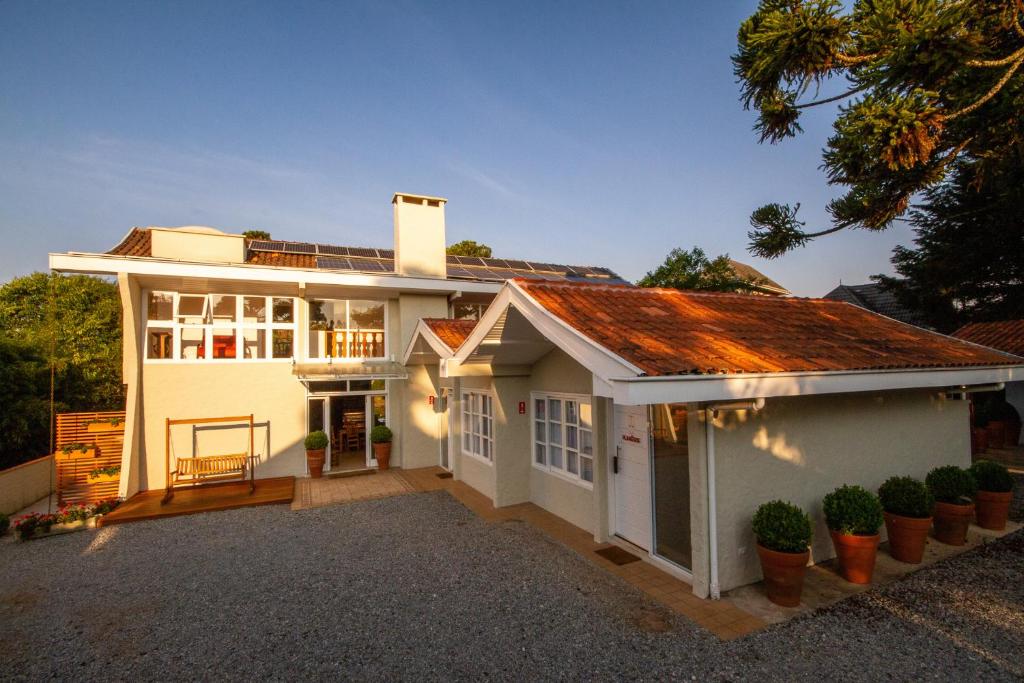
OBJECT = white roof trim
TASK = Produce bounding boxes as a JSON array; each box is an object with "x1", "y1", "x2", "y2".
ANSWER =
[{"x1": 401, "y1": 319, "x2": 458, "y2": 365}]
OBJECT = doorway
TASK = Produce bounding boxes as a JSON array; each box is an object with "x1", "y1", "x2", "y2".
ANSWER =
[
  {"x1": 307, "y1": 390, "x2": 387, "y2": 473},
  {"x1": 612, "y1": 404, "x2": 652, "y2": 551}
]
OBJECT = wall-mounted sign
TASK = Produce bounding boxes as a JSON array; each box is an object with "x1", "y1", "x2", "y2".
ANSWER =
[
  {"x1": 518, "y1": 401, "x2": 526, "y2": 415},
  {"x1": 621, "y1": 433, "x2": 642, "y2": 444},
  {"x1": 428, "y1": 395, "x2": 435, "y2": 406}
]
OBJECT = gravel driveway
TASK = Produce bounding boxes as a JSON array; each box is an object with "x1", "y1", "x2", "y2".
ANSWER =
[{"x1": 1, "y1": 491, "x2": 1022, "y2": 681}]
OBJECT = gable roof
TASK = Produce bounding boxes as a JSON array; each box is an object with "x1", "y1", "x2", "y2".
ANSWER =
[
  {"x1": 512, "y1": 280, "x2": 1018, "y2": 376},
  {"x1": 953, "y1": 320, "x2": 1024, "y2": 357},
  {"x1": 107, "y1": 227, "x2": 628, "y2": 285},
  {"x1": 422, "y1": 318, "x2": 477, "y2": 352},
  {"x1": 823, "y1": 282, "x2": 927, "y2": 328}
]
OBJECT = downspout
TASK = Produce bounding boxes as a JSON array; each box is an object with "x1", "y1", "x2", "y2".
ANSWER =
[{"x1": 704, "y1": 398, "x2": 764, "y2": 600}]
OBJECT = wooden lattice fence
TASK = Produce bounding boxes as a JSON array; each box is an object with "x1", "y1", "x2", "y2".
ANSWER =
[{"x1": 55, "y1": 411, "x2": 126, "y2": 505}]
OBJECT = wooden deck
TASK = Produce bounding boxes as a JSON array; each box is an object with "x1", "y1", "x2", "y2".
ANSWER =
[{"x1": 97, "y1": 477, "x2": 295, "y2": 527}]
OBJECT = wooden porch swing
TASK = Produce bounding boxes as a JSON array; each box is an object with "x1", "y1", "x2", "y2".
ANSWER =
[{"x1": 164, "y1": 415, "x2": 255, "y2": 503}]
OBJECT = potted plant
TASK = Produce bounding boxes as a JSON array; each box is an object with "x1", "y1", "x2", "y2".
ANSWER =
[
  {"x1": 87, "y1": 465, "x2": 121, "y2": 484},
  {"x1": 56, "y1": 442, "x2": 98, "y2": 460},
  {"x1": 304, "y1": 430, "x2": 328, "y2": 479},
  {"x1": 970, "y1": 460, "x2": 1015, "y2": 530},
  {"x1": 371, "y1": 425, "x2": 393, "y2": 470},
  {"x1": 86, "y1": 417, "x2": 124, "y2": 434},
  {"x1": 878, "y1": 476, "x2": 934, "y2": 564},
  {"x1": 926, "y1": 465, "x2": 977, "y2": 545},
  {"x1": 751, "y1": 500, "x2": 812, "y2": 607},
  {"x1": 822, "y1": 485, "x2": 884, "y2": 584}
]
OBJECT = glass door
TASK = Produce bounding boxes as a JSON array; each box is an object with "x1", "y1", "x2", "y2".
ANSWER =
[
  {"x1": 307, "y1": 397, "x2": 328, "y2": 475},
  {"x1": 650, "y1": 404, "x2": 692, "y2": 571},
  {"x1": 368, "y1": 395, "x2": 387, "y2": 466}
]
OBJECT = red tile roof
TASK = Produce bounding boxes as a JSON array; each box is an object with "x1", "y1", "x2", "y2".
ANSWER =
[
  {"x1": 514, "y1": 280, "x2": 1020, "y2": 376},
  {"x1": 247, "y1": 251, "x2": 318, "y2": 268},
  {"x1": 107, "y1": 228, "x2": 152, "y2": 257},
  {"x1": 422, "y1": 318, "x2": 477, "y2": 352},
  {"x1": 953, "y1": 320, "x2": 1024, "y2": 357}
]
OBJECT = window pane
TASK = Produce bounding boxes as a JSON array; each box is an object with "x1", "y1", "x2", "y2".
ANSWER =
[
  {"x1": 566, "y1": 425, "x2": 578, "y2": 450},
  {"x1": 581, "y1": 457, "x2": 593, "y2": 482},
  {"x1": 177, "y1": 295, "x2": 207, "y2": 324},
  {"x1": 482, "y1": 438, "x2": 490, "y2": 459},
  {"x1": 549, "y1": 446, "x2": 562, "y2": 469},
  {"x1": 243, "y1": 296, "x2": 266, "y2": 323},
  {"x1": 272, "y1": 298, "x2": 293, "y2": 322},
  {"x1": 534, "y1": 398, "x2": 545, "y2": 420},
  {"x1": 535, "y1": 443, "x2": 545, "y2": 465},
  {"x1": 482, "y1": 396, "x2": 492, "y2": 417},
  {"x1": 349, "y1": 380, "x2": 372, "y2": 392},
  {"x1": 548, "y1": 399, "x2": 562, "y2": 422},
  {"x1": 548, "y1": 422, "x2": 561, "y2": 445},
  {"x1": 308, "y1": 300, "x2": 342, "y2": 357},
  {"x1": 565, "y1": 401, "x2": 578, "y2": 425},
  {"x1": 580, "y1": 403, "x2": 592, "y2": 429},
  {"x1": 147, "y1": 328, "x2": 173, "y2": 358},
  {"x1": 211, "y1": 295, "x2": 236, "y2": 322},
  {"x1": 212, "y1": 329, "x2": 236, "y2": 358},
  {"x1": 272, "y1": 330, "x2": 293, "y2": 358},
  {"x1": 473, "y1": 434, "x2": 480, "y2": 454},
  {"x1": 181, "y1": 327, "x2": 205, "y2": 359},
  {"x1": 451, "y1": 303, "x2": 483, "y2": 320},
  {"x1": 243, "y1": 328, "x2": 266, "y2": 359},
  {"x1": 370, "y1": 379, "x2": 386, "y2": 391},
  {"x1": 481, "y1": 415, "x2": 490, "y2": 437},
  {"x1": 349, "y1": 301, "x2": 385, "y2": 357},
  {"x1": 567, "y1": 451, "x2": 578, "y2": 474},
  {"x1": 581, "y1": 429, "x2": 593, "y2": 456},
  {"x1": 147, "y1": 292, "x2": 173, "y2": 321},
  {"x1": 535, "y1": 421, "x2": 545, "y2": 442}
]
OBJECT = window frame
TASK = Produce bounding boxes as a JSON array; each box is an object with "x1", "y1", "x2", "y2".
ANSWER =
[
  {"x1": 531, "y1": 391, "x2": 594, "y2": 489},
  {"x1": 460, "y1": 390, "x2": 495, "y2": 465},
  {"x1": 305, "y1": 298, "x2": 389, "y2": 362},
  {"x1": 143, "y1": 290, "x2": 297, "y2": 364}
]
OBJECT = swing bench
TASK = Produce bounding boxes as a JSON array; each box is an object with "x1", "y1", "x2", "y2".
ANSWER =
[{"x1": 164, "y1": 415, "x2": 256, "y2": 503}]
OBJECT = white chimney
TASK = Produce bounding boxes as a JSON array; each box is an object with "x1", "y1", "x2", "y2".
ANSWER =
[{"x1": 392, "y1": 192, "x2": 448, "y2": 278}]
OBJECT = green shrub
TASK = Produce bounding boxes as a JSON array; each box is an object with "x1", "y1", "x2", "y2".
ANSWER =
[
  {"x1": 0, "y1": 513, "x2": 8, "y2": 535},
  {"x1": 878, "y1": 477, "x2": 934, "y2": 518},
  {"x1": 752, "y1": 500, "x2": 812, "y2": 553},
  {"x1": 969, "y1": 460, "x2": 1014, "y2": 493},
  {"x1": 370, "y1": 425, "x2": 393, "y2": 444},
  {"x1": 926, "y1": 465, "x2": 977, "y2": 504},
  {"x1": 823, "y1": 485, "x2": 883, "y2": 535},
  {"x1": 304, "y1": 431, "x2": 329, "y2": 450}
]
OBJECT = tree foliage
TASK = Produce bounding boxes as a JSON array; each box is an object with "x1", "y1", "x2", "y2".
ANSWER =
[
  {"x1": 875, "y1": 155, "x2": 1024, "y2": 332},
  {"x1": 734, "y1": 0, "x2": 1024, "y2": 257},
  {"x1": 0, "y1": 273, "x2": 123, "y2": 468},
  {"x1": 446, "y1": 240, "x2": 492, "y2": 257},
  {"x1": 243, "y1": 230, "x2": 271, "y2": 240},
  {"x1": 638, "y1": 247, "x2": 764, "y2": 293}
]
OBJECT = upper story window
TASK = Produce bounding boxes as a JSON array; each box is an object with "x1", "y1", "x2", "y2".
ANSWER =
[
  {"x1": 308, "y1": 299, "x2": 387, "y2": 360},
  {"x1": 145, "y1": 292, "x2": 296, "y2": 362},
  {"x1": 450, "y1": 302, "x2": 488, "y2": 320}
]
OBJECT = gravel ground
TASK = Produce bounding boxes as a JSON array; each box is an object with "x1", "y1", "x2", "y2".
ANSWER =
[{"x1": 1, "y1": 491, "x2": 1022, "y2": 681}]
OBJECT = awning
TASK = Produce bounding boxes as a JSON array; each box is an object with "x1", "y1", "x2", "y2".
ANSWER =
[{"x1": 292, "y1": 361, "x2": 408, "y2": 380}]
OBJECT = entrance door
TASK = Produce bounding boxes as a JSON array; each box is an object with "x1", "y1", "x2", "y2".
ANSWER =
[
  {"x1": 329, "y1": 395, "x2": 367, "y2": 472},
  {"x1": 613, "y1": 404, "x2": 652, "y2": 551}
]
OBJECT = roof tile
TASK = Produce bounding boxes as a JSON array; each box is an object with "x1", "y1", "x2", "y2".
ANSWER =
[
  {"x1": 953, "y1": 320, "x2": 1024, "y2": 357},
  {"x1": 422, "y1": 318, "x2": 477, "y2": 352}
]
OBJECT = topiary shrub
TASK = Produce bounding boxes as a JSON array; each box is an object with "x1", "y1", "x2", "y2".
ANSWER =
[
  {"x1": 370, "y1": 425, "x2": 393, "y2": 444},
  {"x1": 304, "y1": 430, "x2": 329, "y2": 451},
  {"x1": 752, "y1": 500, "x2": 812, "y2": 553},
  {"x1": 823, "y1": 485, "x2": 883, "y2": 535},
  {"x1": 926, "y1": 465, "x2": 977, "y2": 504},
  {"x1": 969, "y1": 460, "x2": 1014, "y2": 493},
  {"x1": 878, "y1": 476, "x2": 934, "y2": 518}
]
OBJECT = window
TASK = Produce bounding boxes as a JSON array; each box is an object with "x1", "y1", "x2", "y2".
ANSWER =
[
  {"x1": 450, "y1": 302, "x2": 488, "y2": 320},
  {"x1": 461, "y1": 391, "x2": 494, "y2": 462},
  {"x1": 308, "y1": 299, "x2": 386, "y2": 360},
  {"x1": 144, "y1": 291, "x2": 296, "y2": 362},
  {"x1": 533, "y1": 393, "x2": 593, "y2": 485}
]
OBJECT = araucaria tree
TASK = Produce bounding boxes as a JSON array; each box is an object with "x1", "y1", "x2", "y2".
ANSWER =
[{"x1": 734, "y1": 1, "x2": 1024, "y2": 258}]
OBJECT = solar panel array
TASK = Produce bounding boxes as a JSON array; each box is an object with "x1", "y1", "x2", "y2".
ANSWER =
[{"x1": 247, "y1": 240, "x2": 627, "y2": 283}]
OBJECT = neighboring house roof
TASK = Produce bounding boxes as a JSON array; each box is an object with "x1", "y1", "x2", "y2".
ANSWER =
[
  {"x1": 953, "y1": 320, "x2": 1024, "y2": 357},
  {"x1": 823, "y1": 282, "x2": 926, "y2": 327},
  {"x1": 107, "y1": 227, "x2": 629, "y2": 285},
  {"x1": 512, "y1": 280, "x2": 1018, "y2": 376},
  {"x1": 728, "y1": 260, "x2": 789, "y2": 296},
  {"x1": 422, "y1": 318, "x2": 477, "y2": 353}
]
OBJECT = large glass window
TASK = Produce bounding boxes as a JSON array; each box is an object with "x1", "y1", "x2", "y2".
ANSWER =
[
  {"x1": 308, "y1": 299, "x2": 386, "y2": 359},
  {"x1": 144, "y1": 291, "x2": 296, "y2": 362},
  {"x1": 533, "y1": 393, "x2": 593, "y2": 485},
  {"x1": 461, "y1": 391, "x2": 494, "y2": 462},
  {"x1": 651, "y1": 404, "x2": 692, "y2": 570}
]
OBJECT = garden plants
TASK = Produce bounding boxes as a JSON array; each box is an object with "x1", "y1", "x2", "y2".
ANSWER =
[
  {"x1": 304, "y1": 430, "x2": 329, "y2": 478},
  {"x1": 370, "y1": 425, "x2": 393, "y2": 470},
  {"x1": 823, "y1": 485, "x2": 883, "y2": 584},
  {"x1": 751, "y1": 500, "x2": 812, "y2": 607},
  {"x1": 970, "y1": 460, "x2": 1014, "y2": 531},
  {"x1": 878, "y1": 476, "x2": 933, "y2": 564},
  {"x1": 926, "y1": 465, "x2": 977, "y2": 545}
]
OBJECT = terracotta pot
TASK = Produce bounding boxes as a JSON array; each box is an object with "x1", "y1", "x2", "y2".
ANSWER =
[
  {"x1": 883, "y1": 512, "x2": 932, "y2": 564},
  {"x1": 373, "y1": 442, "x2": 392, "y2": 470},
  {"x1": 932, "y1": 501, "x2": 974, "y2": 545},
  {"x1": 829, "y1": 530, "x2": 880, "y2": 584},
  {"x1": 755, "y1": 544, "x2": 809, "y2": 607},
  {"x1": 971, "y1": 427, "x2": 988, "y2": 455},
  {"x1": 986, "y1": 420, "x2": 1007, "y2": 449},
  {"x1": 306, "y1": 448, "x2": 325, "y2": 479},
  {"x1": 975, "y1": 490, "x2": 1013, "y2": 531}
]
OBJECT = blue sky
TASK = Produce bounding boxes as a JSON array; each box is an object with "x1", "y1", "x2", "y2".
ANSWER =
[{"x1": 0, "y1": 1, "x2": 915, "y2": 296}]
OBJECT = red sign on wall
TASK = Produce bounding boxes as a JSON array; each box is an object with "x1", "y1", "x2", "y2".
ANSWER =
[
  {"x1": 518, "y1": 401, "x2": 526, "y2": 415},
  {"x1": 428, "y1": 395, "x2": 435, "y2": 406}
]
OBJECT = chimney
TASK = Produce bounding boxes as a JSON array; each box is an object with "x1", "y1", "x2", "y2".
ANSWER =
[{"x1": 392, "y1": 192, "x2": 448, "y2": 278}]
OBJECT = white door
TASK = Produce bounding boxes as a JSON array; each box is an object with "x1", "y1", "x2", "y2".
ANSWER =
[{"x1": 613, "y1": 404, "x2": 652, "y2": 551}]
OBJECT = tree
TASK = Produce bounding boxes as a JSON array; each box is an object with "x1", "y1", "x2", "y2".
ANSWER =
[
  {"x1": 638, "y1": 247, "x2": 762, "y2": 293},
  {"x1": 0, "y1": 273, "x2": 123, "y2": 467},
  {"x1": 734, "y1": 1, "x2": 1024, "y2": 258},
  {"x1": 875, "y1": 155, "x2": 1024, "y2": 333},
  {"x1": 243, "y1": 230, "x2": 271, "y2": 240},
  {"x1": 446, "y1": 240, "x2": 492, "y2": 257}
]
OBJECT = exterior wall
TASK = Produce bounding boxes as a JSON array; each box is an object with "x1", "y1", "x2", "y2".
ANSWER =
[
  {"x1": 118, "y1": 273, "x2": 144, "y2": 498},
  {"x1": 451, "y1": 375, "x2": 495, "y2": 499},
  {"x1": 704, "y1": 390, "x2": 971, "y2": 595},
  {"x1": 150, "y1": 228, "x2": 246, "y2": 263},
  {"x1": 492, "y1": 376, "x2": 532, "y2": 507},
  {"x1": 395, "y1": 294, "x2": 449, "y2": 468},
  {"x1": 0, "y1": 456, "x2": 55, "y2": 515}
]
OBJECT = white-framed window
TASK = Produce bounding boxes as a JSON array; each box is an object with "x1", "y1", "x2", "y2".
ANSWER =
[
  {"x1": 533, "y1": 392, "x2": 594, "y2": 486},
  {"x1": 307, "y1": 299, "x2": 387, "y2": 361},
  {"x1": 461, "y1": 391, "x2": 494, "y2": 463},
  {"x1": 450, "y1": 302, "x2": 488, "y2": 320},
  {"x1": 144, "y1": 291, "x2": 296, "y2": 362}
]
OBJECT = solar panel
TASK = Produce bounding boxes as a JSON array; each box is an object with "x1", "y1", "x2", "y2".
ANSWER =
[
  {"x1": 348, "y1": 258, "x2": 391, "y2": 272},
  {"x1": 446, "y1": 267, "x2": 476, "y2": 279},
  {"x1": 249, "y1": 240, "x2": 285, "y2": 251},
  {"x1": 282, "y1": 242, "x2": 316, "y2": 254},
  {"x1": 378, "y1": 249, "x2": 394, "y2": 258},
  {"x1": 346, "y1": 247, "x2": 379, "y2": 258},
  {"x1": 316, "y1": 256, "x2": 352, "y2": 270},
  {"x1": 503, "y1": 259, "x2": 531, "y2": 270},
  {"x1": 480, "y1": 258, "x2": 511, "y2": 269},
  {"x1": 316, "y1": 244, "x2": 350, "y2": 256}
]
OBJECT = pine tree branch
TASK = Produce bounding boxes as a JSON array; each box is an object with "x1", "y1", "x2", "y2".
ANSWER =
[
  {"x1": 966, "y1": 45, "x2": 1024, "y2": 67},
  {"x1": 947, "y1": 54, "x2": 1024, "y2": 119},
  {"x1": 794, "y1": 85, "x2": 869, "y2": 109},
  {"x1": 834, "y1": 52, "x2": 877, "y2": 66}
]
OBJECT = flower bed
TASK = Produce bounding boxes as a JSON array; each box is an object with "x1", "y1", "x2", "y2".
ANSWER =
[
  {"x1": 87, "y1": 465, "x2": 121, "y2": 484},
  {"x1": 12, "y1": 499, "x2": 121, "y2": 541}
]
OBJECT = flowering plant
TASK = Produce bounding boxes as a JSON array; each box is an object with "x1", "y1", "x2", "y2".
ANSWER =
[{"x1": 14, "y1": 513, "x2": 56, "y2": 541}]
